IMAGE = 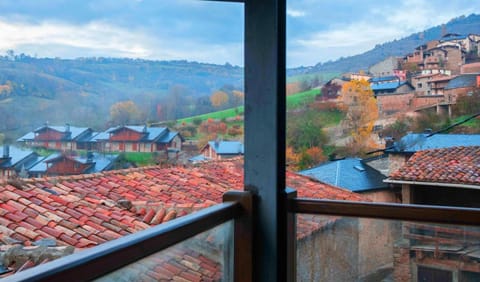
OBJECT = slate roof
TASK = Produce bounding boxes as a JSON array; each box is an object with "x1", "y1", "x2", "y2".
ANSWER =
[
  {"x1": 102, "y1": 125, "x2": 180, "y2": 143},
  {"x1": 27, "y1": 153, "x2": 118, "y2": 175},
  {"x1": 300, "y1": 158, "x2": 387, "y2": 192},
  {"x1": 0, "y1": 158, "x2": 363, "y2": 278},
  {"x1": 371, "y1": 81, "x2": 406, "y2": 91},
  {"x1": 38, "y1": 125, "x2": 90, "y2": 141},
  {"x1": 0, "y1": 146, "x2": 38, "y2": 170},
  {"x1": 444, "y1": 74, "x2": 479, "y2": 90},
  {"x1": 389, "y1": 146, "x2": 480, "y2": 186},
  {"x1": 207, "y1": 141, "x2": 244, "y2": 155},
  {"x1": 387, "y1": 133, "x2": 480, "y2": 154}
]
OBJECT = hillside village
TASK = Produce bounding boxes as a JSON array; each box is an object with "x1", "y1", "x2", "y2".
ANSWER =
[{"x1": 0, "y1": 18, "x2": 479, "y2": 282}]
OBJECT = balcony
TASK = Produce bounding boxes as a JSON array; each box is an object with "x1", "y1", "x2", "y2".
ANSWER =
[{"x1": 3, "y1": 1, "x2": 480, "y2": 281}]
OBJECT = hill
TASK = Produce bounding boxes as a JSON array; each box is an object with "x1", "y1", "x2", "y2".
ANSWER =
[
  {"x1": 0, "y1": 57, "x2": 243, "y2": 138},
  {"x1": 289, "y1": 13, "x2": 480, "y2": 75}
]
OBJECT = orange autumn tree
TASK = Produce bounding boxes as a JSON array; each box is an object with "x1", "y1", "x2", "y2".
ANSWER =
[
  {"x1": 210, "y1": 90, "x2": 229, "y2": 108},
  {"x1": 339, "y1": 79, "x2": 379, "y2": 153}
]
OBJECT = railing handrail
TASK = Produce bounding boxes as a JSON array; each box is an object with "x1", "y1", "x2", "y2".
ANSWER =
[
  {"x1": 5, "y1": 201, "x2": 242, "y2": 282},
  {"x1": 290, "y1": 198, "x2": 480, "y2": 226}
]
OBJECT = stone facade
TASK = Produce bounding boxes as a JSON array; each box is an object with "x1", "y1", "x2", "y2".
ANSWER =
[
  {"x1": 376, "y1": 93, "x2": 414, "y2": 116},
  {"x1": 369, "y1": 56, "x2": 401, "y2": 77}
]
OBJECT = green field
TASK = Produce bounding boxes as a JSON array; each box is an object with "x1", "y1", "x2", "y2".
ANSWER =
[
  {"x1": 123, "y1": 152, "x2": 155, "y2": 166},
  {"x1": 286, "y1": 89, "x2": 320, "y2": 109},
  {"x1": 178, "y1": 88, "x2": 322, "y2": 124},
  {"x1": 179, "y1": 106, "x2": 244, "y2": 124}
]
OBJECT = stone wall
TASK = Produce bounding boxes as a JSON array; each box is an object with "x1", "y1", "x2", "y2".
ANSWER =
[{"x1": 376, "y1": 93, "x2": 414, "y2": 116}]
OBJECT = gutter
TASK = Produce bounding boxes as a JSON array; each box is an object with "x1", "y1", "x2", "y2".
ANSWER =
[{"x1": 384, "y1": 178, "x2": 480, "y2": 190}]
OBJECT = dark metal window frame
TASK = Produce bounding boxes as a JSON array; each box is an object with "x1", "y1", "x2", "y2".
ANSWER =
[{"x1": 4, "y1": 1, "x2": 480, "y2": 282}]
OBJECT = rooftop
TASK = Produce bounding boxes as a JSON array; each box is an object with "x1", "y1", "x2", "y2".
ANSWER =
[
  {"x1": 389, "y1": 146, "x2": 480, "y2": 186},
  {"x1": 387, "y1": 133, "x2": 480, "y2": 154},
  {"x1": 300, "y1": 158, "x2": 387, "y2": 192},
  {"x1": 0, "y1": 158, "x2": 364, "y2": 277},
  {"x1": 445, "y1": 73, "x2": 479, "y2": 90},
  {"x1": 207, "y1": 141, "x2": 244, "y2": 155}
]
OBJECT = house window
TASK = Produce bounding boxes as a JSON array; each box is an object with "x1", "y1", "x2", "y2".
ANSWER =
[
  {"x1": 417, "y1": 83, "x2": 423, "y2": 88},
  {"x1": 417, "y1": 266, "x2": 452, "y2": 282}
]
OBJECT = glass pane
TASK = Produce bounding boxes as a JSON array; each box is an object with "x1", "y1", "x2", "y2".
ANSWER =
[
  {"x1": 296, "y1": 214, "x2": 480, "y2": 282},
  {"x1": 95, "y1": 220, "x2": 233, "y2": 282}
]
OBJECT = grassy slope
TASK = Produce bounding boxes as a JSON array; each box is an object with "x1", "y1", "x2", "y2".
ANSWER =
[{"x1": 178, "y1": 88, "x2": 321, "y2": 124}]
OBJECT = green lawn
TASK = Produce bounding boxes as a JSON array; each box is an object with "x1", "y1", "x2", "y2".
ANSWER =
[{"x1": 123, "y1": 152, "x2": 156, "y2": 166}]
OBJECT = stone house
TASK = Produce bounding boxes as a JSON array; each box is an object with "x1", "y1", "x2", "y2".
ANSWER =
[
  {"x1": 444, "y1": 73, "x2": 480, "y2": 103},
  {"x1": 385, "y1": 146, "x2": 480, "y2": 281},
  {"x1": 369, "y1": 56, "x2": 402, "y2": 77}
]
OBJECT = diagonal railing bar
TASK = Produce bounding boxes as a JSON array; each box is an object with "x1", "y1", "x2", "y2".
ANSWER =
[{"x1": 4, "y1": 202, "x2": 242, "y2": 282}]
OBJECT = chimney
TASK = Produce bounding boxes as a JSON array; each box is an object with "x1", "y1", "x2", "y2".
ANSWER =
[
  {"x1": 86, "y1": 151, "x2": 94, "y2": 163},
  {"x1": 65, "y1": 123, "x2": 71, "y2": 133},
  {"x1": 143, "y1": 124, "x2": 148, "y2": 133},
  {"x1": 424, "y1": 128, "x2": 432, "y2": 134},
  {"x1": 385, "y1": 137, "x2": 395, "y2": 148},
  {"x1": 2, "y1": 144, "x2": 9, "y2": 158}
]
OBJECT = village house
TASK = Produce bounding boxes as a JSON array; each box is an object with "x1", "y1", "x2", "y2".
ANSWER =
[
  {"x1": 444, "y1": 73, "x2": 480, "y2": 104},
  {"x1": 384, "y1": 132, "x2": 480, "y2": 176},
  {"x1": 437, "y1": 33, "x2": 480, "y2": 54},
  {"x1": 370, "y1": 76, "x2": 414, "y2": 97},
  {"x1": 0, "y1": 145, "x2": 40, "y2": 179},
  {"x1": 368, "y1": 56, "x2": 403, "y2": 78},
  {"x1": 200, "y1": 140, "x2": 244, "y2": 160},
  {"x1": 423, "y1": 45, "x2": 465, "y2": 74},
  {"x1": 17, "y1": 124, "x2": 95, "y2": 151},
  {"x1": 318, "y1": 77, "x2": 346, "y2": 101},
  {"x1": 385, "y1": 146, "x2": 480, "y2": 281},
  {"x1": 26, "y1": 152, "x2": 119, "y2": 177},
  {"x1": 94, "y1": 125, "x2": 183, "y2": 154}
]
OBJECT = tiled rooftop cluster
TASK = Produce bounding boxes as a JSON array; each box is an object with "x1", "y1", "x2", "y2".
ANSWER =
[
  {"x1": 0, "y1": 158, "x2": 363, "y2": 277},
  {"x1": 390, "y1": 146, "x2": 480, "y2": 185}
]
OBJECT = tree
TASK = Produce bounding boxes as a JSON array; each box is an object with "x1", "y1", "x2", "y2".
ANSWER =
[
  {"x1": 110, "y1": 100, "x2": 142, "y2": 125},
  {"x1": 287, "y1": 109, "x2": 329, "y2": 151},
  {"x1": 339, "y1": 79, "x2": 379, "y2": 152},
  {"x1": 210, "y1": 91, "x2": 229, "y2": 108},
  {"x1": 232, "y1": 90, "x2": 244, "y2": 106}
]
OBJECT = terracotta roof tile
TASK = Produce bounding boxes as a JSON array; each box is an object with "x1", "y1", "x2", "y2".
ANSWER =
[
  {"x1": 0, "y1": 158, "x2": 364, "y2": 279},
  {"x1": 390, "y1": 146, "x2": 480, "y2": 186}
]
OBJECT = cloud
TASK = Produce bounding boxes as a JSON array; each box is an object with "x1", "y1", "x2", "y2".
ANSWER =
[
  {"x1": 0, "y1": 18, "x2": 244, "y2": 65},
  {"x1": 287, "y1": 9, "x2": 306, "y2": 18},
  {"x1": 0, "y1": 19, "x2": 151, "y2": 57}
]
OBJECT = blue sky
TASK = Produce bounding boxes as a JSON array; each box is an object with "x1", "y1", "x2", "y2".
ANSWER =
[{"x1": 0, "y1": 0, "x2": 478, "y2": 67}]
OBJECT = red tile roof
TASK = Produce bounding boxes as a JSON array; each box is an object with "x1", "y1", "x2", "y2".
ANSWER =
[
  {"x1": 390, "y1": 146, "x2": 480, "y2": 186},
  {"x1": 0, "y1": 158, "x2": 364, "y2": 278}
]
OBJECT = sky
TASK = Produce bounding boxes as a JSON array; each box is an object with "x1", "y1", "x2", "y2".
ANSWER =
[{"x1": 0, "y1": 0, "x2": 478, "y2": 68}]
